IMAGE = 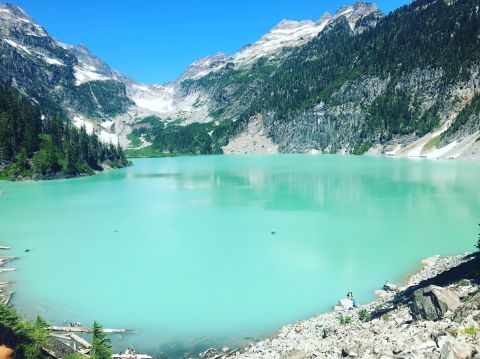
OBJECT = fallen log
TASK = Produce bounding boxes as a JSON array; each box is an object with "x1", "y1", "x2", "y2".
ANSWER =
[
  {"x1": 49, "y1": 333, "x2": 71, "y2": 340},
  {"x1": 1, "y1": 292, "x2": 13, "y2": 305},
  {"x1": 0, "y1": 268, "x2": 16, "y2": 273},
  {"x1": 69, "y1": 333, "x2": 92, "y2": 349},
  {"x1": 49, "y1": 326, "x2": 136, "y2": 334}
]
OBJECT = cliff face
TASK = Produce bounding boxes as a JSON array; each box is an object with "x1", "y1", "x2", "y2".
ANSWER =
[
  {"x1": 260, "y1": 66, "x2": 480, "y2": 158},
  {"x1": 217, "y1": 0, "x2": 480, "y2": 159}
]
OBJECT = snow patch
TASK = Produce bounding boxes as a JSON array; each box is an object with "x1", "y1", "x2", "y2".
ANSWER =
[
  {"x1": 73, "y1": 116, "x2": 118, "y2": 144},
  {"x1": 426, "y1": 141, "x2": 458, "y2": 159},
  {"x1": 3, "y1": 38, "x2": 31, "y2": 54},
  {"x1": 132, "y1": 97, "x2": 174, "y2": 114},
  {"x1": 42, "y1": 55, "x2": 65, "y2": 66},
  {"x1": 100, "y1": 120, "x2": 115, "y2": 130},
  {"x1": 74, "y1": 65, "x2": 110, "y2": 85},
  {"x1": 73, "y1": 116, "x2": 94, "y2": 134},
  {"x1": 233, "y1": 19, "x2": 324, "y2": 66},
  {"x1": 98, "y1": 130, "x2": 118, "y2": 144},
  {"x1": 336, "y1": 7, "x2": 354, "y2": 17}
]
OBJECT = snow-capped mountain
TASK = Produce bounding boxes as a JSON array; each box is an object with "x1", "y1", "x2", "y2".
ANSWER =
[
  {"x1": 229, "y1": 1, "x2": 382, "y2": 68},
  {"x1": 127, "y1": 1, "x2": 383, "y2": 123},
  {"x1": 0, "y1": 1, "x2": 383, "y2": 126},
  {"x1": 0, "y1": 3, "x2": 73, "y2": 69},
  {"x1": 0, "y1": 3, "x2": 135, "y2": 144},
  {"x1": 174, "y1": 1, "x2": 382, "y2": 80},
  {"x1": 0, "y1": 1, "x2": 385, "y2": 148},
  {"x1": 3, "y1": 0, "x2": 479, "y2": 160}
]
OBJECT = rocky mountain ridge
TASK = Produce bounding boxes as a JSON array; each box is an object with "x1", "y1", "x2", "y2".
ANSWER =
[{"x1": 2, "y1": 0, "x2": 480, "y2": 160}]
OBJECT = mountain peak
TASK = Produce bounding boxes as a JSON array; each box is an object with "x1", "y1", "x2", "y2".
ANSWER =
[
  {"x1": 0, "y1": 3, "x2": 29, "y2": 17},
  {"x1": 352, "y1": 1, "x2": 381, "y2": 14},
  {"x1": 273, "y1": 19, "x2": 315, "y2": 31},
  {"x1": 0, "y1": 3, "x2": 48, "y2": 37},
  {"x1": 318, "y1": 12, "x2": 333, "y2": 24},
  {"x1": 332, "y1": 1, "x2": 383, "y2": 31},
  {"x1": 180, "y1": 52, "x2": 229, "y2": 80},
  {"x1": 0, "y1": 3, "x2": 35, "y2": 24},
  {"x1": 334, "y1": 1, "x2": 380, "y2": 17}
]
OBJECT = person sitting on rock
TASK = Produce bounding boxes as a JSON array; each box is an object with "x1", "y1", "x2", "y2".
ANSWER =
[{"x1": 0, "y1": 323, "x2": 19, "y2": 359}]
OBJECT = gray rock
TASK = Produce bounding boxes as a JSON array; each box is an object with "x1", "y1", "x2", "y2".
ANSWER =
[
  {"x1": 393, "y1": 347, "x2": 404, "y2": 355},
  {"x1": 383, "y1": 281, "x2": 398, "y2": 292},
  {"x1": 453, "y1": 292, "x2": 480, "y2": 323},
  {"x1": 411, "y1": 286, "x2": 461, "y2": 321},
  {"x1": 440, "y1": 340, "x2": 478, "y2": 359}
]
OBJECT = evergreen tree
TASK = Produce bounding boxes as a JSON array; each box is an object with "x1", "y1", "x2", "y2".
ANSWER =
[
  {"x1": 0, "y1": 84, "x2": 130, "y2": 180},
  {"x1": 477, "y1": 224, "x2": 480, "y2": 252},
  {"x1": 91, "y1": 321, "x2": 112, "y2": 359},
  {"x1": 0, "y1": 303, "x2": 49, "y2": 359}
]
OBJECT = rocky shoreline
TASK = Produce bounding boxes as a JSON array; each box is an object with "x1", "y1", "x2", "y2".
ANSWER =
[
  {"x1": 200, "y1": 253, "x2": 480, "y2": 359},
  {"x1": 2, "y1": 244, "x2": 479, "y2": 359}
]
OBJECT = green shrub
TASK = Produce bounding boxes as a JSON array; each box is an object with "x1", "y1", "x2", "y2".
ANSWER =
[
  {"x1": 339, "y1": 314, "x2": 352, "y2": 325},
  {"x1": 462, "y1": 324, "x2": 479, "y2": 335},
  {"x1": 358, "y1": 309, "x2": 369, "y2": 321},
  {"x1": 352, "y1": 141, "x2": 373, "y2": 155},
  {"x1": 0, "y1": 303, "x2": 49, "y2": 359},
  {"x1": 65, "y1": 354, "x2": 87, "y2": 359}
]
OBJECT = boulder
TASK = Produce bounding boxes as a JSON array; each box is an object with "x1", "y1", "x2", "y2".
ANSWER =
[
  {"x1": 411, "y1": 285, "x2": 461, "y2": 321},
  {"x1": 440, "y1": 340, "x2": 479, "y2": 359},
  {"x1": 337, "y1": 299, "x2": 354, "y2": 310},
  {"x1": 383, "y1": 281, "x2": 398, "y2": 292}
]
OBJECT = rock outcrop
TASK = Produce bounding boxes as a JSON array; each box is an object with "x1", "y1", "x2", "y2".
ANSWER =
[{"x1": 411, "y1": 286, "x2": 461, "y2": 321}]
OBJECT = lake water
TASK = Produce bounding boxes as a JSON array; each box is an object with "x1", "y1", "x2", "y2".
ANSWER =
[{"x1": 0, "y1": 155, "x2": 479, "y2": 357}]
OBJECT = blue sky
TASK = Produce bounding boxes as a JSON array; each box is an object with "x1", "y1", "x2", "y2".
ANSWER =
[{"x1": 11, "y1": 0, "x2": 410, "y2": 84}]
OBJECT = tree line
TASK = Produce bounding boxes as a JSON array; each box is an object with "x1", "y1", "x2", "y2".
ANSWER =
[{"x1": 0, "y1": 84, "x2": 129, "y2": 180}]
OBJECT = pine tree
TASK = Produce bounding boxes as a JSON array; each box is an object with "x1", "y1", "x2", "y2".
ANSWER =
[
  {"x1": 0, "y1": 84, "x2": 129, "y2": 180},
  {"x1": 477, "y1": 224, "x2": 480, "y2": 252},
  {"x1": 91, "y1": 321, "x2": 112, "y2": 359}
]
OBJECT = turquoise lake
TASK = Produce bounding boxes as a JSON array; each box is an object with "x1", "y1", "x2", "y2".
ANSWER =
[{"x1": 0, "y1": 155, "x2": 479, "y2": 356}]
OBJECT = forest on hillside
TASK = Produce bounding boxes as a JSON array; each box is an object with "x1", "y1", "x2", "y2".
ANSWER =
[{"x1": 0, "y1": 85, "x2": 130, "y2": 180}]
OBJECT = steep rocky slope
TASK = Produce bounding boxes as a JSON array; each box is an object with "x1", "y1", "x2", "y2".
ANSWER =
[{"x1": 0, "y1": 3, "x2": 133, "y2": 144}]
